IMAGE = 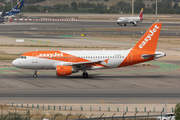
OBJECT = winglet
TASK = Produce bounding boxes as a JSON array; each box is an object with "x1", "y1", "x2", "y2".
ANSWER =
[{"x1": 132, "y1": 23, "x2": 162, "y2": 53}]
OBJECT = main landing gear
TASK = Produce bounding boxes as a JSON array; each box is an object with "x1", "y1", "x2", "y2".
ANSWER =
[
  {"x1": 82, "y1": 72, "x2": 89, "y2": 78},
  {"x1": 33, "y1": 69, "x2": 37, "y2": 78},
  {"x1": 117, "y1": 23, "x2": 122, "y2": 26}
]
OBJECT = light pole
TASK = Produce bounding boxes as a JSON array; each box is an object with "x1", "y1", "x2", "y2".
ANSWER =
[
  {"x1": 156, "y1": 0, "x2": 157, "y2": 19},
  {"x1": 11, "y1": 0, "x2": 13, "y2": 9},
  {"x1": 132, "y1": 0, "x2": 134, "y2": 17}
]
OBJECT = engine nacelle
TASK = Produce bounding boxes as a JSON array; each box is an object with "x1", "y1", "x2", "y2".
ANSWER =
[
  {"x1": 56, "y1": 66, "x2": 78, "y2": 76},
  {"x1": 133, "y1": 22, "x2": 137, "y2": 26}
]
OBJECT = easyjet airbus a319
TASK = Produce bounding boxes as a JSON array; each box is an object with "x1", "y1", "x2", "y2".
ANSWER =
[{"x1": 12, "y1": 23, "x2": 165, "y2": 78}]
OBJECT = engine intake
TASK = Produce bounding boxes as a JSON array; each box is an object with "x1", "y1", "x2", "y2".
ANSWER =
[{"x1": 56, "y1": 66, "x2": 78, "y2": 76}]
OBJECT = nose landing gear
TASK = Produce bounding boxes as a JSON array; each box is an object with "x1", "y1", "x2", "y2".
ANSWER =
[
  {"x1": 33, "y1": 74, "x2": 37, "y2": 78},
  {"x1": 33, "y1": 69, "x2": 37, "y2": 78}
]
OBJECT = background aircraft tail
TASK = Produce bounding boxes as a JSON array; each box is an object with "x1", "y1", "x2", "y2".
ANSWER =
[
  {"x1": 132, "y1": 23, "x2": 162, "y2": 53},
  {"x1": 1, "y1": 7, "x2": 6, "y2": 17},
  {"x1": 139, "y1": 8, "x2": 143, "y2": 20},
  {"x1": 9, "y1": 0, "x2": 24, "y2": 14}
]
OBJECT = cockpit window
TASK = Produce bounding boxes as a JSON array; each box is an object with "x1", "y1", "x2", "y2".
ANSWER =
[{"x1": 19, "y1": 56, "x2": 27, "y2": 59}]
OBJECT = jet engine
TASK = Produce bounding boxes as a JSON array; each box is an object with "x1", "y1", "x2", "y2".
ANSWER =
[
  {"x1": 0, "y1": 17, "x2": 4, "y2": 23},
  {"x1": 56, "y1": 66, "x2": 78, "y2": 76},
  {"x1": 133, "y1": 22, "x2": 137, "y2": 26}
]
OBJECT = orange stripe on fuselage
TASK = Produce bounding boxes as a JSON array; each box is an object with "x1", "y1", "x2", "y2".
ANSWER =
[
  {"x1": 22, "y1": 51, "x2": 89, "y2": 63},
  {"x1": 118, "y1": 50, "x2": 154, "y2": 67},
  {"x1": 21, "y1": 51, "x2": 109, "y2": 68}
]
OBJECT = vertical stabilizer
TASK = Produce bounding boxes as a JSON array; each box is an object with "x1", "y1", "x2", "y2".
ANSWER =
[
  {"x1": 1, "y1": 7, "x2": 6, "y2": 17},
  {"x1": 9, "y1": 0, "x2": 24, "y2": 14},
  {"x1": 118, "y1": 23, "x2": 162, "y2": 67},
  {"x1": 139, "y1": 8, "x2": 143, "y2": 20},
  {"x1": 133, "y1": 23, "x2": 162, "y2": 53}
]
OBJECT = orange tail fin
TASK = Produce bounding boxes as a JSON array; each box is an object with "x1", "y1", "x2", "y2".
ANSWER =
[
  {"x1": 132, "y1": 23, "x2": 162, "y2": 53},
  {"x1": 118, "y1": 23, "x2": 162, "y2": 68}
]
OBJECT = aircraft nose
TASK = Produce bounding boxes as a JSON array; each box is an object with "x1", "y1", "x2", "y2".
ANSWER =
[
  {"x1": 12, "y1": 59, "x2": 19, "y2": 67},
  {"x1": 164, "y1": 53, "x2": 166, "y2": 56}
]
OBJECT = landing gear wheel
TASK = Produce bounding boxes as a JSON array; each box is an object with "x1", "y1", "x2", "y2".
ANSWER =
[
  {"x1": 82, "y1": 72, "x2": 89, "y2": 78},
  {"x1": 33, "y1": 69, "x2": 37, "y2": 78},
  {"x1": 124, "y1": 24, "x2": 127, "y2": 26},
  {"x1": 33, "y1": 74, "x2": 37, "y2": 78}
]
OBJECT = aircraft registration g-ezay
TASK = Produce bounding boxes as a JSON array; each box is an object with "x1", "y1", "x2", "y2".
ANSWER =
[{"x1": 12, "y1": 23, "x2": 165, "y2": 78}]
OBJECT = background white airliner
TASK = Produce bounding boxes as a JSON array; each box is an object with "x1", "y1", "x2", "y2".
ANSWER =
[
  {"x1": 12, "y1": 23, "x2": 165, "y2": 78},
  {"x1": 117, "y1": 8, "x2": 143, "y2": 26}
]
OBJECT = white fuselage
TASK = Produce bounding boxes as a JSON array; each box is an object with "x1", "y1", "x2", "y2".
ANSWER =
[
  {"x1": 12, "y1": 50, "x2": 165, "y2": 70},
  {"x1": 117, "y1": 17, "x2": 141, "y2": 24},
  {"x1": 11, "y1": 23, "x2": 165, "y2": 78},
  {"x1": 12, "y1": 50, "x2": 130, "y2": 70}
]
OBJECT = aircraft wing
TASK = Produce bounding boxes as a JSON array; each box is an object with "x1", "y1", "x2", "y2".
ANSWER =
[
  {"x1": 72, "y1": 60, "x2": 106, "y2": 65},
  {"x1": 128, "y1": 20, "x2": 135, "y2": 23},
  {"x1": 53, "y1": 59, "x2": 109, "y2": 67}
]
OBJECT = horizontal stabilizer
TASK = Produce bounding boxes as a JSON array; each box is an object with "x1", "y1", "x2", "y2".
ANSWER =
[{"x1": 142, "y1": 52, "x2": 166, "y2": 59}]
